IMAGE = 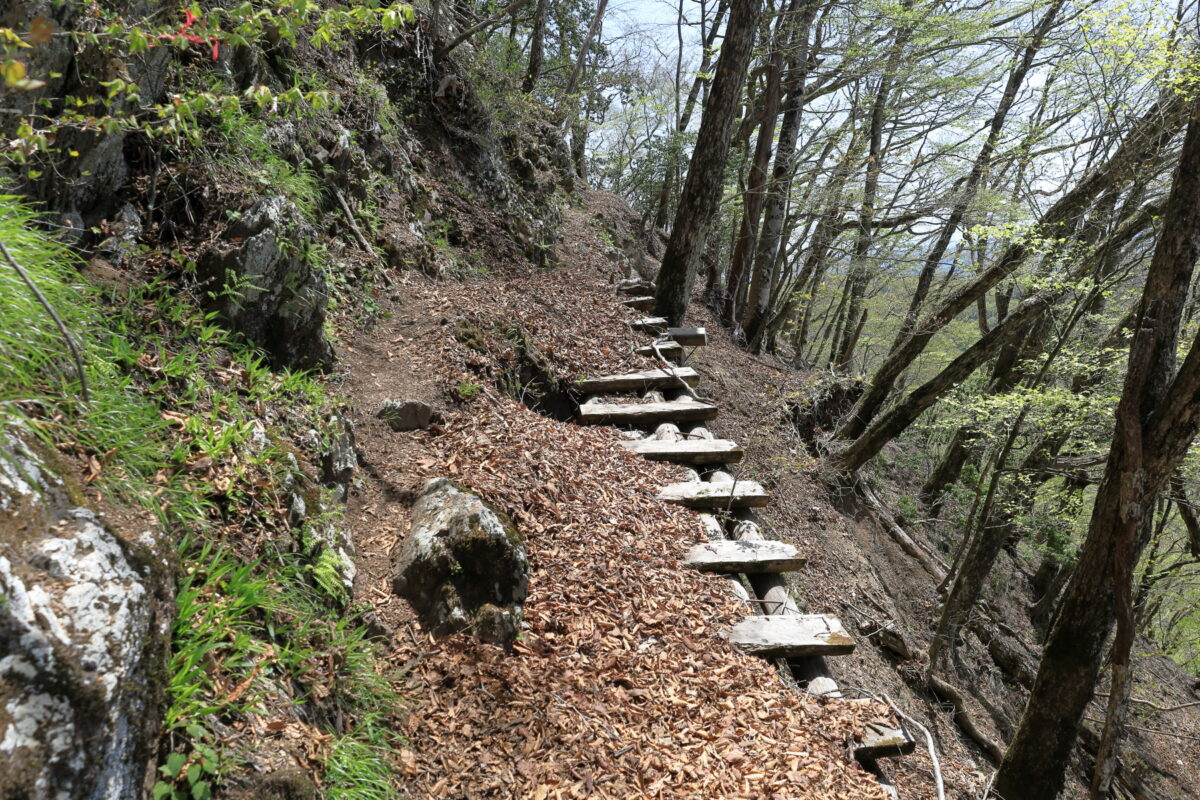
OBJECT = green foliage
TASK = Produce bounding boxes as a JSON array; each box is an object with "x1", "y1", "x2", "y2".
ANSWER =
[
  {"x1": 457, "y1": 380, "x2": 482, "y2": 401},
  {"x1": 2, "y1": 1, "x2": 415, "y2": 161},
  {"x1": 206, "y1": 110, "x2": 322, "y2": 222}
]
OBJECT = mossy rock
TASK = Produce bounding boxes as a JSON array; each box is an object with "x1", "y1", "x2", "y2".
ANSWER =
[{"x1": 392, "y1": 478, "x2": 527, "y2": 651}]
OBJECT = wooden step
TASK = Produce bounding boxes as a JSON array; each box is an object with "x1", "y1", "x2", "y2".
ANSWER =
[
  {"x1": 635, "y1": 341, "x2": 683, "y2": 360},
  {"x1": 578, "y1": 401, "x2": 718, "y2": 426},
  {"x1": 853, "y1": 722, "x2": 917, "y2": 760},
  {"x1": 578, "y1": 367, "x2": 699, "y2": 394},
  {"x1": 685, "y1": 540, "x2": 805, "y2": 573},
  {"x1": 620, "y1": 438, "x2": 743, "y2": 464},
  {"x1": 621, "y1": 296, "x2": 657, "y2": 312},
  {"x1": 728, "y1": 615, "x2": 855, "y2": 658},
  {"x1": 657, "y1": 480, "x2": 769, "y2": 509},
  {"x1": 631, "y1": 316, "x2": 667, "y2": 334},
  {"x1": 667, "y1": 327, "x2": 707, "y2": 347}
]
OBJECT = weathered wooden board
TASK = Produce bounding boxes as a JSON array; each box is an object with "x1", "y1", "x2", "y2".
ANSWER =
[
  {"x1": 578, "y1": 367, "x2": 699, "y2": 394},
  {"x1": 635, "y1": 341, "x2": 683, "y2": 359},
  {"x1": 727, "y1": 614, "x2": 855, "y2": 658},
  {"x1": 667, "y1": 327, "x2": 707, "y2": 346},
  {"x1": 631, "y1": 316, "x2": 668, "y2": 333},
  {"x1": 684, "y1": 540, "x2": 805, "y2": 573},
  {"x1": 619, "y1": 438, "x2": 743, "y2": 464},
  {"x1": 853, "y1": 721, "x2": 917, "y2": 760},
  {"x1": 656, "y1": 480, "x2": 769, "y2": 509},
  {"x1": 578, "y1": 401, "x2": 717, "y2": 426},
  {"x1": 621, "y1": 295, "x2": 657, "y2": 312}
]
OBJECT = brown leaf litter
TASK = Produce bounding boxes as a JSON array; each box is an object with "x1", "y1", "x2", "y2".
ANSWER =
[{"x1": 378, "y1": 401, "x2": 894, "y2": 799}]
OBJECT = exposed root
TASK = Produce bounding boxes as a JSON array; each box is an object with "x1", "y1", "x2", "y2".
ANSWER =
[{"x1": 926, "y1": 669, "x2": 1005, "y2": 764}]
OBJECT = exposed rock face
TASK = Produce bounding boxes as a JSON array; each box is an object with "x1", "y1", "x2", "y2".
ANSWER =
[
  {"x1": 199, "y1": 196, "x2": 333, "y2": 371},
  {"x1": 589, "y1": 190, "x2": 661, "y2": 280},
  {"x1": 377, "y1": 399, "x2": 436, "y2": 431},
  {"x1": 0, "y1": 433, "x2": 171, "y2": 800},
  {"x1": 393, "y1": 478, "x2": 527, "y2": 649},
  {"x1": 278, "y1": 414, "x2": 359, "y2": 602},
  {"x1": 320, "y1": 414, "x2": 358, "y2": 493},
  {"x1": 6, "y1": 2, "x2": 171, "y2": 223}
]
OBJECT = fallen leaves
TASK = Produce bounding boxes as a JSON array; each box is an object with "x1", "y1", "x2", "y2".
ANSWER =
[{"x1": 385, "y1": 400, "x2": 889, "y2": 799}]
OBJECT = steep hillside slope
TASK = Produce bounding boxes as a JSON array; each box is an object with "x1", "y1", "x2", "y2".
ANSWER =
[{"x1": 338, "y1": 196, "x2": 897, "y2": 798}]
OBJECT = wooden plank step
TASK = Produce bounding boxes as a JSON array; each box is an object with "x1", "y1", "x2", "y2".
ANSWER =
[
  {"x1": 619, "y1": 438, "x2": 743, "y2": 465},
  {"x1": 728, "y1": 614, "x2": 855, "y2": 658},
  {"x1": 635, "y1": 341, "x2": 683, "y2": 359},
  {"x1": 685, "y1": 540, "x2": 805, "y2": 573},
  {"x1": 667, "y1": 327, "x2": 707, "y2": 346},
  {"x1": 578, "y1": 401, "x2": 717, "y2": 426},
  {"x1": 631, "y1": 317, "x2": 667, "y2": 334},
  {"x1": 621, "y1": 296, "x2": 657, "y2": 312},
  {"x1": 853, "y1": 722, "x2": 917, "y2": 760},
  {"x1": 578, "y1": 367, "x2": 699, "y2": 394},
  {"x1": 657, "y1": 480, "x2": 769, "y2": 509}
]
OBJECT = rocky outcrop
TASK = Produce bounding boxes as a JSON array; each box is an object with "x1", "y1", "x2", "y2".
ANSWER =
[
  {"x1": 589, "y1": 190, "x2": 661, "y2": 280},
  {"x1": 0, "y1": 433, "x2": 172, "y2": 800},
  {"x1": 94, "y1": 203, "x2": 143, "y2": 268},
  {"x1": 393, "y1": 478, "x2": 527, "y2": 649},
  {"x1": 5, "y1": 2, "x2": 171, "y2": 225},
  {"x1": 199, "y1": 196, "x2": 334, "y2": 371}
]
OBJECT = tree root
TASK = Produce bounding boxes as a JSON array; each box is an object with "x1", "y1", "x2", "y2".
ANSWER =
[
  {"x1": 854, "y1": 474, "x2": 949, "y2": 581},
  {"x1": 926, "y1": 669, "x2": 1005, "y2": 763}
]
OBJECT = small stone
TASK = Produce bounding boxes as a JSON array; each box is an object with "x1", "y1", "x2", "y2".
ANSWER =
[{"x1": 377, "y1": 399, "x2": 435, "y2": 431}]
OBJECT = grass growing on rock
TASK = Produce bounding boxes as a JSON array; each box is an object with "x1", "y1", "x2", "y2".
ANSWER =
[{"x1": 0, "y1": 194, "x2": 406, "y2": 798}]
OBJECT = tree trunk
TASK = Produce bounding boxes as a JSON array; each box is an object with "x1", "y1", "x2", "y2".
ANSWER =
[
  {"x1": 562, "y1": 0, "x2": 609, "y2": 101},
  {"x1": 723, "y1": 5, "x2": 790, "y2": 325},
  {"x1": 521, "y1": 0, "x2": 548, "y2": 93},
  {"x1": 994, "y1": 98, "x2": 1200, "y2": 800},
  {"x1": 654, "y1": 0, "x2": 764, "y2": 326},
  {"x1": 737, "y1": 0, "x2": 822, "y2": 337},
  {"x1": 834, "y1": 0, "x2": 914, "y2": 370}
]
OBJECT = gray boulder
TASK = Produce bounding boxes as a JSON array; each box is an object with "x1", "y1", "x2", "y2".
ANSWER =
[
  {"x1": 376, "y1": 399, "x2": 436, "y2": 431},
  {"x1": 0, "y1": 433, "x2": 171, "y2": 800},
  {"x1": 393, "y1": 479, "x2": 527, "y2": 649},
  {"x1": 199, "y1": 196, "x2": 333, "y2": 371}
]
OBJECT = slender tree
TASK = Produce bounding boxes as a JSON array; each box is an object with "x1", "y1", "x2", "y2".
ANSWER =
[
  {"x1": 522, "y1": 0, "x2": 549, "y2": 92},
  {"x1": 655, "y1": 0, "x2": 764, "y2": 326},
  {"x1": 723, "y1": 0, "x2": 792, "y2": 326}
]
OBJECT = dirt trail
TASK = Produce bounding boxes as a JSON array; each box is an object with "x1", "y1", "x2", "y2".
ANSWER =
[
  {"x1": 336, "y1": 191, "x2": 1200, "y2": 799},
  {"x1": 337, "y1": 201, "x2": 904, "y2": 798}
]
